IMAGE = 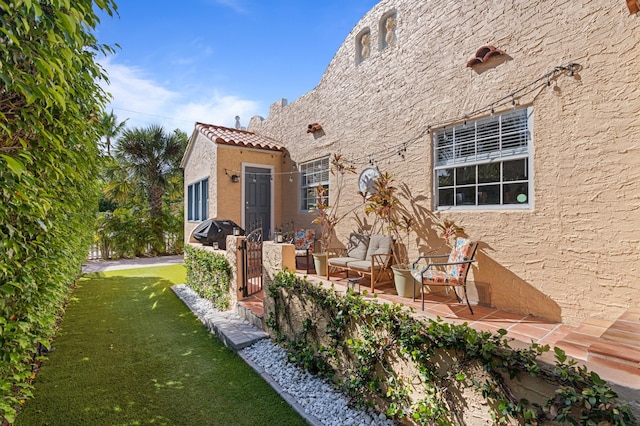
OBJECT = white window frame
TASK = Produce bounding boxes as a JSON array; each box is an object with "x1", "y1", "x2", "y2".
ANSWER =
[
  {"x1": 187, "y1": 177, "x2": 208, "y2": 221},
  {"x1": 433, "y1": 107, "x2": 533, "y2": 210},
  {"x1": 300, "y1": 156, "x2": 330, "y2": 211}
]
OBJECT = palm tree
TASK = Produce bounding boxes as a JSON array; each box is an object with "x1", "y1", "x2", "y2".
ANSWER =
[
  {"x1": 99, "y1": 110, "x2": 127, "y2": 156},
  {"x1": 110, "y1": 125, "x2": 188, "y2": 253}
]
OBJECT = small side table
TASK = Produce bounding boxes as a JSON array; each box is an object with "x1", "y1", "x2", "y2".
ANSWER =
[{"x1": 347, "y1": 277, "x2": 361, "y2": 293}]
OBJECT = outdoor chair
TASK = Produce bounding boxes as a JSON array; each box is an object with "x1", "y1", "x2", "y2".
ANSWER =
[
  {"x1": 411, "y1": 238, "x2": 478, "y2": 314},
  {"x1": 328, "y1": 233, "x2": 393, "y2": 293},
  {"x1": 293, "y1": 229, "x2": 316, "y2": 274}
]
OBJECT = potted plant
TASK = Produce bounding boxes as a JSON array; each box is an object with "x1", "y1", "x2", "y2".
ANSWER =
[
  {"x1": 311, "y1": 154, "x2": 358, "y2": 275},
  {"x1": 363, "y1": 171, "x2": 468, "y2": 297},
  {"x1": 363, "y1": 171, "x2": 418, "y2": 297},
  {"x1": 311, "y1": 184, "x2": 334, "y2": 276},
  {"x1": 389, "y1": 215, "x2": 417, "y2": 298}
]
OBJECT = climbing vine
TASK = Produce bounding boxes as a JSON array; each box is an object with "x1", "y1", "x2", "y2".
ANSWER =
[{"x1": 267, "y1": 271, "x2": 635, "y2": 425}]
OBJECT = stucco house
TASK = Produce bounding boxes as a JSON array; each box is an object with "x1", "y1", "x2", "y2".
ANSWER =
[
  {"x1": 182, "y1": 0, "x2": 640, "y2": 328},
  {"x1": 181, "y1": 123, "x2": 286, "y2": 241}
]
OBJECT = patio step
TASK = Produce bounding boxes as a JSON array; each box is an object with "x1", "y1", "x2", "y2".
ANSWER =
[
  {"x1": 171, "y1": 285, "x2": 268, "y2": 352},
  {"x1": 236, "y1": 290, "x2": 265, "y2": 331},
  {"x1": 236, "y1": 300, "x2": 265, "y2": 330},
  {"x1": 204, "y1": 311, "x2": 268, "y2": 352},
  {"x1": 554, "y1": 317, "x2": 611, "y2": 361},
  {"x1": 587, "y1": 306, "x2": 640, "y2": 377}
]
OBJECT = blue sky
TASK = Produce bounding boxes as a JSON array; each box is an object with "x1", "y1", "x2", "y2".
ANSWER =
[{"x1": 96, "y1": 0, "x2": 380, "y2": 134}]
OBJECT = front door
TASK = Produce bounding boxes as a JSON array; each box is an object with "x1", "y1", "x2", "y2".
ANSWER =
[{"x1": 244, "y1": 166, "x2": 271, "y2": 240}]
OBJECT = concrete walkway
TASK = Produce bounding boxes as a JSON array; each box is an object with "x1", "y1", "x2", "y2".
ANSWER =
[{"x1": 82, "y1": 254, "x2": 185, "y2": 273}]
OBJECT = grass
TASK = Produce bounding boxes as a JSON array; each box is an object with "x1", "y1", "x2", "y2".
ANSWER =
[{"x1": 16, "y1": 264, "x2": 305, "y2": 425}]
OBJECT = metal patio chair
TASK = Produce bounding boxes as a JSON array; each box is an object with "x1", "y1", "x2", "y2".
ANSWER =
[{"x1": 411, "y1": 238, "x2": 478, "y2": 314}]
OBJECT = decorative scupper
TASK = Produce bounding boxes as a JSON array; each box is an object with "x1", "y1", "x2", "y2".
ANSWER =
[
  {"x1": 466, "y1": 45, "x2": 506, "y2": 68},
  {"x1": 306, "y1": 123, "x2": 323, "y2": 134}
]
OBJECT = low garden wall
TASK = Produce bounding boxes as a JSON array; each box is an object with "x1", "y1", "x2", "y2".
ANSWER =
[
  {"x1": 183, "y1": 241, "x2": 635, "y2": 424},
  {"x1": 184, "y1": 237, "x2": 291, "y2": 314},
  {"x1": 263, "y1": 269, "x2": 635, "y2": 425}
]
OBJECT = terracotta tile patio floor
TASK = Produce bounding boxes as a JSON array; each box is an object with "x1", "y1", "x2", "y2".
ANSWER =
[
  {"x1": 239, "y1": 261, "x2": 640, "y2": 391},
  {"x1": 305, "y1": 274, "x2": 571, "y2": 350}
]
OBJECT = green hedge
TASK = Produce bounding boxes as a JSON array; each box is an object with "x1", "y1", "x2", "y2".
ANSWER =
[
  {"x1": 0, "y1": 0, "x2": 117, "y2": 422},
  {"x1": 267, "y1": 271, "x2": 635, "y2": 425},
  {"x1": 184, "y1": 246, "x2": 231, "y2": 311}
]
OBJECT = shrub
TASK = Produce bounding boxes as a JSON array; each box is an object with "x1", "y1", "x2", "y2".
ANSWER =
[
  {"x1": 94, "y1": 208, "x2": 183, "y2": 259},
  {"x1": 184, "y1": 246, "x2": 231, "y2": 311},
  {"x1": 0, "y1": 0, "x2": 118, "y2": 421}
]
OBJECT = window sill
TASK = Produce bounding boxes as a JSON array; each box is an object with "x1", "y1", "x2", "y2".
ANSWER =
[{"x1": 436, "y1": 204, "x2": 531, "y2": 212}]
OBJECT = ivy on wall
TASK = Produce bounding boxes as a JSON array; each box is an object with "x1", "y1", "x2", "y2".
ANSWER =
[
  {"x1": 0, "y1": 0, "x2": 118, "y2": 422},
  {"x1": 267, "y1": 271, "x2": 635, "y2": 425},
  {"x1": 184, "y1": 246, "x2": 231, "y2": 311}
]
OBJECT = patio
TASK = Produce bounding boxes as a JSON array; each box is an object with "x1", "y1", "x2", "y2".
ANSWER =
[{"x1": 239, "y1": 258, "x2": 640, "y2": 392}]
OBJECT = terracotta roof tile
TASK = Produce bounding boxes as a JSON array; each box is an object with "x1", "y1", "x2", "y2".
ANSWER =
[{"x1": 195, "y1": 122, "x2": 284, "y2": 152}]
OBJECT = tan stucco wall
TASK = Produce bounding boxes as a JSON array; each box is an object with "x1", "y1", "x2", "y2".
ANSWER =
[
  {"x1": 183, "y1": 131, "x2": 216, "y2": 243},
  {"x1": 216, "y1": 145, "x2": 284, "y2": 233},
  {"x1": 183, "y1": 131, "x2": 284, "y2": 243},
  {"x1": 248, "y1": 1, "x2": 640, "y2": 325}
]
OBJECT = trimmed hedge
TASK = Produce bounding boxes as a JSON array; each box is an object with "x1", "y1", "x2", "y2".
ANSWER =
[
  {"x1": 184, "y1": 246, "x2": 231, "y2": 311},
  {"x1": 0, "y1": 0, "x2": 117, "y2": 422}
]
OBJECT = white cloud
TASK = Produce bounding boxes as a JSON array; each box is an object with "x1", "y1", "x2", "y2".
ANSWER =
[
  {"x1": 175, "y1": 93, "x2": 262, "y2": 131},
  {"x1": 98, "y1": 57, "x2": 263, "y2": 134},
  {"x1": 100, "y1": 57, "x2": 177, "y2": 113}
]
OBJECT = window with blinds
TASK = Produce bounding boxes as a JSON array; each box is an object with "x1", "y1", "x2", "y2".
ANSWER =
[
  {"x1": 187, "y1": 177, "x2": 208, "y2": 221},
  {"x1": 433, "y1": 107, "x2": 532, "y2": 209},
  {"x1": 300, "y1": 157, "x2": 330, "y2": 210}
]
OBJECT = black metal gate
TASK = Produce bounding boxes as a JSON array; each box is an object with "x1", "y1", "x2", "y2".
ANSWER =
[{"x1": 240, "y1": 228, "x2": 263, "y2": 297}]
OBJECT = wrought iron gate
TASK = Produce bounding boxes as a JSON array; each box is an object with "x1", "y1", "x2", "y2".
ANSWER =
[{"x1": 240, "y1": 228, "x2": 263, "y2": 297}]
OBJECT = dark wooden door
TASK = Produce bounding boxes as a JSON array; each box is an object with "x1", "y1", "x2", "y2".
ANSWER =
[{"x1": 244, "y1": 166, "x2": 271, "y2": 240}]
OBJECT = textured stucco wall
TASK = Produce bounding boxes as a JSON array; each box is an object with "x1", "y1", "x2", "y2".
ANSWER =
[
  {"x1": 215, "y1": 145, "x2": 284, "y2": 232},
  {"x1": 183, "y1": 131, "x2": 216, "y2": 244},
  {"x1": 263, "y1": 241, "x2": 296, "y2": 287},
  {"x1": 261, "y1": 275, "x2": 587, "y2": 424},
  {"x1": 248, "y1": 0, "x2": 640, "y2": 325}
]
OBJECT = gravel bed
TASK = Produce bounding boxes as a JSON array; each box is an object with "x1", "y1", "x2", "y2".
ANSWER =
[
  {"x1": 172, "y1": 284, "x2": 218, "y2": 322},
  {"x1": 243, "y1": 339, "x2": 395, "y2": 426},
  {"x1": 172, "y1": 284, "x2": 396, "y2": 426}
]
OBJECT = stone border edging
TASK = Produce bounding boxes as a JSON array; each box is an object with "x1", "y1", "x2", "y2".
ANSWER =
[
  {"x1": 170, "y1": 284, "x2": 324, "y2": 426},
  {"x1": 237, "y1": 350, "x2": 324, "y2": 426}
]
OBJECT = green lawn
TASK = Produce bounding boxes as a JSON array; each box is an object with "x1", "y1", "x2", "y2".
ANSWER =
[{"x1": 16, "y1": 264, "x2": 305, "y2": 425}]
